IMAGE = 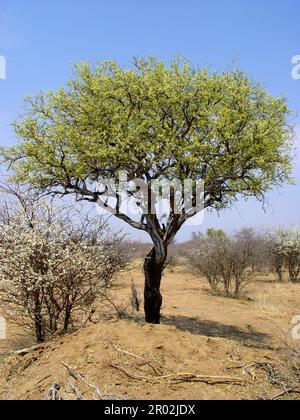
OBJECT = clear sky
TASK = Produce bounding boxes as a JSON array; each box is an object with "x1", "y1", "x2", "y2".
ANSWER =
[{"x1": 0, "y1": 0, "x2": 299, "y2": 241}]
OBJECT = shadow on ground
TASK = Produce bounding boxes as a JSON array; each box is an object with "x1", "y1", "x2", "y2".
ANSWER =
[{"x1": 161, "y1": 315, "x2": 272, "y2": 349}]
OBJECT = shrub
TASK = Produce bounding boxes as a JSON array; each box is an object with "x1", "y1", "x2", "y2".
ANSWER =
[
  {"x1": 268, "y1": 228, "x2": 300, "y2": 283},
  {"x1": 186, "y1": 237, "x2": 221, "y2": 291},
  {"x1": 185, "y1": 229, "x2": 258, "y2": 298},
  {"x1": 0, "y1": 202, "x2": 127, "y2": 343}
]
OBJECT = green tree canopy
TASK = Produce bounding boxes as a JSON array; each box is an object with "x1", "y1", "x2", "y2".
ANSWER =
[{"x1": 207, "y1": 228, "x2": 227, "y2": 239}]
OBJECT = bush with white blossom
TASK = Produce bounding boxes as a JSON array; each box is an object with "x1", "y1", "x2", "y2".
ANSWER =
[
  {"x1": 0, "y1": 204, "x2": 127, "y2": 343},
  {"x1": 269, "y1": 228, "x2": 300, "y2": 283}
]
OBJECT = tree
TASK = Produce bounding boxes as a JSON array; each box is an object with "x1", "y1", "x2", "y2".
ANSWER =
[
  {"x1": 1, "y1": 57, "x2": 294, "y2": 323},
  {"x1": 206, "y1": 228, "x2": 227, "y2": 239}
]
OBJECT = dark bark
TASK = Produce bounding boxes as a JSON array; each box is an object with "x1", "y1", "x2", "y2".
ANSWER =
[
  {"x1": 34, "y1": 315, "x2": 44, "y2": 343},
  {"x1": 34, "y1": 293, "x2": 44, "y2": 343},
  {"x1": 49, "y1": 316, "x2": 57, "y2": 334},
  {"x1": 64, "y1": 304, "x2": 72, "y2": 332},
  {"x1": 143, "y1": 247, "x2": 166, "y2": 324}
]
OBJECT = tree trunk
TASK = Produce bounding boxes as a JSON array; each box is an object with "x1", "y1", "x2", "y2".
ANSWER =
[
  {"x1": 143, "y1": 247, "x2": 166, "y2": 324},
  {"x1": 34, "y1": 293, "x2": 44, "y2": 343},
  {"x1": 49, "y1": 316, "x2": 57, "y2": 335},
  {"x1": 34, "y1": 314, "x2": 44, "y2": 343},
  {"x1": 64, "y1": 304, "x2": 72, "y2": 333}
]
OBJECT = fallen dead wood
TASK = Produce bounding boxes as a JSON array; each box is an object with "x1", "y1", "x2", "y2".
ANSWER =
[
  {"x1": 229, "y1": 360, "x2": 300, "y2": 400},
  {"x1": 14, "y1": 344, "x2": 45, "y2": 357},
  {"x1": 107, "y1": 344, "x2": 248, "y2": 386},
  {"x1": 113, "y1": 345, "x2": 168, "y2": 376},
  {"x1": 109, "y1": 363, "x2": 248, "y2": 385},
  {"x1": 271, "y1": 387, "x2": 300, "y2": 401},
  {"x1": 61, "y1": 362, "x2": 128, "y2": 400},
  {"x1": 156, "y1": 372, "x2": 248, "y2": 385}
]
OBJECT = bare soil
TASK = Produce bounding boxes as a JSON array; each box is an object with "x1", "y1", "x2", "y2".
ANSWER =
[{"x1": 0, "y1": 261, "x2": 299, "y2": 400}]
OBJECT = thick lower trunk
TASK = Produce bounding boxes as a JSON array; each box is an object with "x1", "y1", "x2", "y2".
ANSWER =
[
  {"x1": 64, "y1": 304, "x2": 72, "y2": 332},
  {"x1": 34, "y1": 303, "x2": 44, "y2": 343},
  {"x1": 143, "y1": 247, "x2": 166, "y2": 324},
  {"x1": 35, "y1": 316, "x2": 44, "y2": 343}
]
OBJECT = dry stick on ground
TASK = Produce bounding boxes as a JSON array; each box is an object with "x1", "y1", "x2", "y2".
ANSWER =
[
  {"x1": 70, "y1": 382, "x2": 85, "y2": 400},
  {"x1": 110, "y1": 364, "x2": 248, "y2": 385},
  {"x1": 259, "y1": 362, "x2": 300, "y2": 399},
  {"x1": 229, "y1": 360, "x2": 300, "y2": 399},
  {"x1": 271, "y1": 387, "x2": 300, "y2": 401},
  {"x1": 43, "y1": 384, "x2": 62, "y2": 401},
  {"x1": 61, "y1": 362, "x2": 128, "y2": 400},
  {"x1": 62, "y1": 362, "x2": 106, "y2": 399},
  {"x1": 113, "y1": 345, "x2": 168, "y2": 376},
  {"x1": 13, "y1": 344, "x2": 45, "y2": 356},
  {"x1": 125, "y1": 366, "x2": 244, "y2": 384},
  {"x1": 109, "y1": 345, "x2": 248, "y2": 386}
]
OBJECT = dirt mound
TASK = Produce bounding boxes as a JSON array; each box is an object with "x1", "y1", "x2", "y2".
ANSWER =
[
  {"x1": 1, "y1": 264, "x2": 299, "y2": 400},
  {"x1": 0, "y1": 318, "x2": 297, "y2": 400}
]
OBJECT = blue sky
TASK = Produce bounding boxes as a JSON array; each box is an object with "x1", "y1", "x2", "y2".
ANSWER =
[{"x1": 0, "y1": 0, "x2": 299, "y2": 241}]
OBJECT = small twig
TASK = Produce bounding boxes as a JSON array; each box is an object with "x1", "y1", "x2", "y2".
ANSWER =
[{"x1": 34, "y1": 375, "x2": 52, "y2": 386}]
